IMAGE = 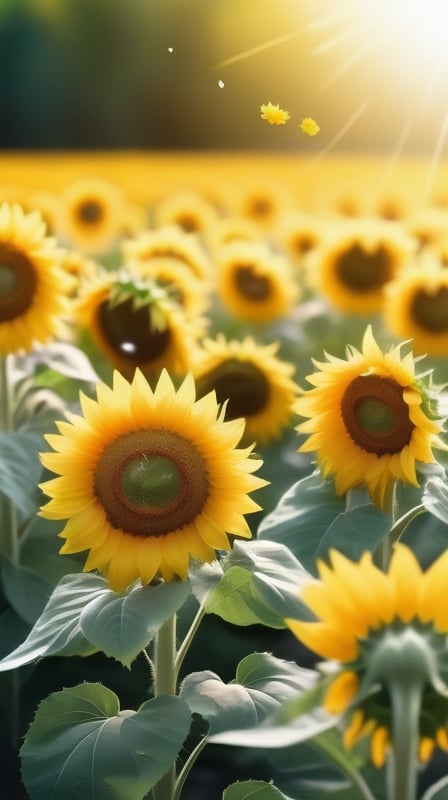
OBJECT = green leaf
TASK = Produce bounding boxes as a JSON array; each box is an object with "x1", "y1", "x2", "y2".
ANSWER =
[
  {"x1": 205, "y1": 540, "x2": 313, "y2": 627},
  {"x1": 181, "y1": 652, "x2": 317, "y2": 736},
  {"x1": 223, "y1": 781, "x2": 291, "y2": 800},
  {"x1": 79, "y1": 578, "x2": 190, "y2": 667},
  {"x1": 315, "y1": 502, "x2": 390, "y2": 562},
  {"x1": 421, "y1": 775, "x2": 448, "y2": 800},
  {"x1": 257, "y1": 472, "x2": 346, "y2": 574},
  {"x1": 21, "y1": 341, "x2": 100, "y2": 384},
  {"x1": 423, "y1": 477, "x2": 448, "y2": 525},
  {"x1": 21, "y1": 683, "x2": 192, "y2": 800},
  {"x1": 0, "y1": 429, "x2": 45, "y2": 520},
  {"x1": 0, "y1": 573, "x2": 105, "y2": 670},
  {"x1": 1, "y1": 560, "x2": 53, "y2": 625}
]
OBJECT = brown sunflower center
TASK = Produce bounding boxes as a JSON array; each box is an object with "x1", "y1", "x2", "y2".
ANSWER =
[
  {"x1": 175, "y1": 214, "x2": 199, "y2": 233},
  {"x1": 0, "y1": 246, "x2": 37, "y2": 322},
  {"x1": 335, "y1": 244, "x2": 393, "y2": 292},
  {"x1": 410, "y1": 287, "x2": 448, "y2": 332},
  {"x1": 94, "y1": 429, "x2": 209, "y2": 537},
  {"x1": 97, "y1": 298, "x2": 171, "y2": 362},
  {"x1": 247, "y1": 197, "x2": 272, "y2": 219},
  {"x1": 195, "y1": 359, "x2": 270, "y2": 419},
  {"x1": 76, "y1": 199, "x2": 104, "y2": 225},
  {"x1": 234, "y1": 265, "x2": 271, "y2": 300},
  {"x1": 292, "y1": 234, "x2": 315, "y2": 255},
  {"x1": 341, "y1": 375, "x2": 414, "y2": 455}
]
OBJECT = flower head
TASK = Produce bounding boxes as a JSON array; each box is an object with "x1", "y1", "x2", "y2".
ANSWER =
[
  {"x1": 0, "y1": 202, "x2": 72, "y2": 355},
  {"x1": 300, "y1": 117, "x2": 320, "y2": 136},
  {"x1": 40, "y1": 369, "x2": 267, "y2": 592},
  {"x1": 193, "y1": 335, "x2": 299, "y2": 446},
  {"x1": 260, "y1": 102, "x2": 290, "y2": 125},
  {"x1": 295, "y1": 326, "x2": 444, "y2": 509},
  {"x1": 286, "y1": 544, "x2": 448, "y2": 769},
  {"x1": 59, "y1": 177, "x2": 125, "y2": 254},
  {"x1": 121, "y1": 225, "x2": 212, "y2": 281},
  {"x1": 216, "y1": 241, "x2": 299, "y2": 323}
]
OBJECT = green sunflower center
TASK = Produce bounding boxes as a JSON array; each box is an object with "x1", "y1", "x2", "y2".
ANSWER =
[
  {"x1": 234, "y1": 265, "x2": 271, "y2": 300},
  {"x1": 341, "y1": 375, "x2": 414, "y2": 455},
  {"x1": 335, "y1": 244, "x2": 393, "y2": 292},
  {"x1": 0, "y1": 246, "x2": 37, "y2": 322},
  {"x1": 98, "y1": 298, "x2": 171, "y2": 362},
  {"x1": 94, "y1": 429, "x2": 209, "y2": 537},
  {"x1": 77, "y1": 199, "x2": 104, "y2": 225},
  {"x1": 195, "y1": 358, "x2": 270, "y2": 419},
  {"x1": 410, "y1": 287, "x2": 448, "y2": 332}
]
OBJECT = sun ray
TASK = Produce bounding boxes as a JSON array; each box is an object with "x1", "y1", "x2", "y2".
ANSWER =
[
  {"x1": 318, "y1": 40, "x2": 377, "y2": 92},
  {"x1": 312, "y1": 28, "x2": 358, "y2": 56},
  {"x1": 213, "y1": 30, "x2": 300, "y2": 70},
  {"x1": 301, "y1": 99, "x2": 370, "y2": 176},
  {"x1": 377, "y1": 115, "x2": 416, "y2": 190},
  {"x1": 306, "y1": 8, "x2": 352, "y2": 32},
  {"x1": 423, "y1": 105, "x2": 448, "y2": 205}
]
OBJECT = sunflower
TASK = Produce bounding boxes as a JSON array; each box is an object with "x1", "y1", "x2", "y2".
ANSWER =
[
  {"x1": 286, "y1": 544, "x2": 448, "y2": 771},
  {"x1": 76, "y1": 268, "x2": 205, "y2": 380},
  {"x1": 306, "y1": 219, "x2": 416, "y2": 314},
  {"x1": 216, "y1": 241, "x2": 299, "y2": 323},
  {"x1": 121, "y1": 225, "x2": 212, "y2": 281},
  {"x1": 405, "y1": 207, "x2": 448, "y2": 250},
  {"x1": 204, "y1": 216, "x2": 262, "y2": 255},
  {"x1": 295, "y1": 326, "x2": 443, "y2": 509},
  {"x1": 0, "y1": 202, "x2": 72, "y2": 355},
  {"x1": 193, "y1": 335, "x2": 299, "y2": 447},
  {"x1": 153, "y1": 190, "x2": 219, "y2": 234},
  {"x1": 230, "y1": 179, "x2": 293, "y2": 229},
  {"x1": 132, "y1": 256, "x2": 211, "y2": 319},
  {"x1": 59, "y1": 177, "x2": 125, "y2": 254},
  {"x1": 274, "y1": 211, "x2": 325, "y2": 267},
  {"x1": 40, "y1": 368, "x2": 266, "y2": 591},
  {"x1": 382, "y1": 257, "x2": 448, "y2": 356}
]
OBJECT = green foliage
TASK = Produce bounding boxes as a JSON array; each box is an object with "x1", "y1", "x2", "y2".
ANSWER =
[
  {"x1": 1, "y1": 559, "x2": 53, "y2": 624},
  {"x1": 0, "y1": 572, "x2": 191, "y2": 670},
  {"x1": 222, "y1": 781, "x2": 291, "y2": 800},
  {"x1": 20, "y1": 683, "x2": 192, "y2": 800}
]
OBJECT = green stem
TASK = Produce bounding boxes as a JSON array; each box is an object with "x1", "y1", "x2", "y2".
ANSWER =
[
  {"x1": 386, "y1": 680, "x2": 422, "y2": 800},
  {"x1": 174, "y1": 602, "x2": 206, "y2": 686},
  {"x1": 173, "y1": 736, "x2": 208, "y2": 800},
  {"x1": 374, "y1": 482, "x2": 398, "y2": 572},
  {"x1": 0, "y1": 354, "x2": 19, "y2": 565},
  {"x1": 152, "y1": 614, "x2": 177, "y2": 800}
]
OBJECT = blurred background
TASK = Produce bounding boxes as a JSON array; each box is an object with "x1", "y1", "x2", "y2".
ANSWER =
[{"x1": 1, "y1": 0, "x2": 447, "y2": 153}]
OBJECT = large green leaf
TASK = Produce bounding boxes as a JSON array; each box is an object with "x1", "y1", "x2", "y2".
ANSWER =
[
  {"x1": 223, "y1": 781, "x2": 292, "y2": 800},
  {"x1": 205, "y1": 540, "x2": 313, "y2": 627},
  {"x1": 0, "y1": 429, "x2": 46, "y2": 520},
  {"x1": 257, "y1": 472, "x2": 346, "y2": 574},
  {"x1": 180, "y1": 652, "x2": 317, "y2": 736},
  {"x1": 0, "y1": 572, "x2": 190, "y2": 670},
  {"x1": 315, "y1": 503, "x2": 390, "y2": 562},
  {"x1": 21, "y1": 683, "x2": 192, "y2": 800},
  {"x1": 423, "y1": 476, "x2": 448, "y2": 525},
  {"x1": 79, "y1": 577, "x2": 190, "y2": 667}
]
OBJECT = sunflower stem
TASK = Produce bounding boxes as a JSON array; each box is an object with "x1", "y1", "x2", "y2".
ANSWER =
[
  {"x1": 174, "y1": 601, "x2": 206, "y2": 686},
  {"x1": 375, "y1": 482, "x2": 398, "y2": 571},
  {"x1": 153, "y1": 612, "x2": 178, "y2": 800},
  {"x1": 0, "y1": 354, "x2": 19, "y2": 565},
  {"x1": 386, "y1": 679, "x2": 422, "y2": 800}
]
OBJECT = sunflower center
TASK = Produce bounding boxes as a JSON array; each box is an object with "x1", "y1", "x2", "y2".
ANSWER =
[
  {"x1": 175, "y1": 214, "x2": 199, "y2": 233},
  {"x1": 98, "y1": 298, "x2": 171, "y2": 362},
  {"x1": 234, "y1": 265, "x2": 270, "y2": 300},
  {"x1": 336, "y1": 244, "x2": 392, "y2": 292},
  {"x1": 77, "y1": 199, "x2": 104, "y2": 225},
  {"x1": 0, "y1": 247, "x2": 37, "y2": 321},
  {"x1": 341, "y1": 375, "x2": 414, "y2": 455},
  {"x1": 410, "y1": 287, "x2": 448, "y2": 332},
  {"x1": 94, "y1": 429, "x2": 209, "y2": 537},
  {"x1": 195, "y1": 359, "x2": 270, "y2": 419}
]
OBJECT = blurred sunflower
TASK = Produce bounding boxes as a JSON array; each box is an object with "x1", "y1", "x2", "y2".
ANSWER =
[
  {"x1": 286, "y1": 545, "x2": 448, "y2": 771},
  {"x1": 133, "y1": 256, "x2": 211, "y2": 319},
  {"x1": 193, "y1": 335, "x2": 299, "y2": 446},
  {"x1": 307, "y1": 219, "x2": 416, "y2": 314},
  {"x1": 59, "y1": 177, "x2": 125, "y2": 254},
  {"x1": 0, "y1": 202, "x2": 72, "y2": 355},
  {"x1": 405, "y1": 208, "x2": 448, "y2": 250},
  {"x1": 216, "y1": 241, "x2": 299, "y2": 323},
  {"x1": 295, "y1": 326, "x2": 443, "y2": 509},
  {"x1": 153, "y1": 190, "x2": 219, "y2": 234},
  {"x1": 274, "y1": 211, "x2": 325, "y2": 267},
  {"x1": 40, "y1": 369, "x2": 266, "y2": 591},
  {"x1": 230, "y1": 179, "x2": 293, "y2": 229},
  {"x1": 76, "y1": 268, "x2": 204, "y2": 380},
  {"x1": 122, "y1": 225, "x2": 211, "y2": 281},
  {"x1": 204, "y1": 216, "x2": 262, "y2": 255},
  {"x1": 382, "y1": 258, "x2": 448, "y2": 356}
]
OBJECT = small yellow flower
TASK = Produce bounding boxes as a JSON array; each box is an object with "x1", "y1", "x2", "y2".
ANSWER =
[
  {"x1": 300, "y1": 117, "x2": 320, "y2": 136},
  {"x1": 260, "y1": 102, "x2": 290, "y2": 125}
]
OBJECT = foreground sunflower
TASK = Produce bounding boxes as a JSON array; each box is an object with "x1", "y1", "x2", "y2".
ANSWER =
[
  {"x1": 295, "y1": 326, "x2": 443, "y2": 509},
  {"x1": 0, "y1": 202, "x2": 72, "y2": 355},
  {"x1": 40, "y1": 369, "x2": 266, "y2": 592},
  {"x1": 382, "y1": 258, "x2": 448, "y2": 356},
  {"x1": 193, "y1": 335, "x2": 299, "y2": 446},
  {"x1": 307, "y1": 219, "x2": 416, "y2": 314},
  {"x1": 286, "y1": 545, "x2": 448, "y2": 787}
]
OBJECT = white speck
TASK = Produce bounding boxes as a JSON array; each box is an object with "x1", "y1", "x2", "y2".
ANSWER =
[
  {"x1": 120, "y1": 342, "x2": 137, "y2": 354},
  {"x1": 218, "y1": 80, "x2": 224, "y2": 88},
  {"x1": 168, "y1": 47, "x2": 174, "y2": 53}
]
